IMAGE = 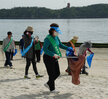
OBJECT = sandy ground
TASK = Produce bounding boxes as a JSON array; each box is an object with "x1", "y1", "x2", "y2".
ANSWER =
[{"x1": 0, "y1": 46, "x2": 108, "y2": 99}]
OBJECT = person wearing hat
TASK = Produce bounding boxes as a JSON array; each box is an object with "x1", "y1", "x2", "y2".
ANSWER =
[
  {"x1": 43, "y1": 23, "x2": 73, "y2": 93},
  {"x1": 78, "y1": 41, "x2": 94, "y2": 75},
  {"x1": 23, "y1": 26, "x2": 43, "y2": 79},
  {"x1": 65, "y1": 36, "x2": 79, "y2": 75},
  {"x1": 34, "y1": 36, "x2": 42, "y2": 63},
  {"x1": 2, "y1": 31, "x2": 15, "y2": 69}
]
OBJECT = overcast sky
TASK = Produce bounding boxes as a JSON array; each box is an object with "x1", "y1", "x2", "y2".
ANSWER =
[{"x1": 0, "y1": 0, "x2": 108, "y2": 9}]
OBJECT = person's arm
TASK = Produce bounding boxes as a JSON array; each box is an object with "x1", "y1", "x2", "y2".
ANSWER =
[
  {"x1": 40, "y1": 41, "x2": 43, "y2": 49},
  {"x1": 43, "y1": 38, "x2": 55, "y2": 57},
  {"x1": 87, "y1": 48, "x2": 93, "y2": 54},
  {"x1": 58, "y1": 37, "x2": 68, "y2": 50},
  {"x1": 11, "y1": 40, "x2": 15, "y2": 52}
]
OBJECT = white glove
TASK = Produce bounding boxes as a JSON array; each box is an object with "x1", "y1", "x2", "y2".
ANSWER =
[{"x1": 53, "y1": 54, "x2": 60, "y2": 59}]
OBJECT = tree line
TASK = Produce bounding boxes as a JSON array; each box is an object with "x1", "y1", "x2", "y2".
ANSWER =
[{"x1": 0, "y1": 4, "x2": 108, "y2": 19}]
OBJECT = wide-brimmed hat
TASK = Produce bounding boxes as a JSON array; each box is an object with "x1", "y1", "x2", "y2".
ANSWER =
[
  {"x1": 73, "y1": 36, "x2": 79, "y2": 41},
  {"x1": 26, "y1": 26, "x2": 34, "y2": 32}
]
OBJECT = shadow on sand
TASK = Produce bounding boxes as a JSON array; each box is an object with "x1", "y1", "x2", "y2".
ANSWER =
[
  {"x1": 0, "y1": 78, "x2": 24, "y2": 83},
  {"x1": 11, "y1": 92, "x2": 73, "y2": 99}
]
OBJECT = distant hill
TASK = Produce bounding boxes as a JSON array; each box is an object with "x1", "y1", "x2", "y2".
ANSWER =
[{"x1": 0, "y1": 4, "x2": 108, "y2": 19}]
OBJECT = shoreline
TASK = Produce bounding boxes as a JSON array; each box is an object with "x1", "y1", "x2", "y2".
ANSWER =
[{"x1": 1, "y1": 41, "x2": 108, "y2": 48}]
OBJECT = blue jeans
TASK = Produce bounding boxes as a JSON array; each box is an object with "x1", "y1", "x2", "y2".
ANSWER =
[{"x1": 4, "y1": 52, "x2": 12, "y2": 67}]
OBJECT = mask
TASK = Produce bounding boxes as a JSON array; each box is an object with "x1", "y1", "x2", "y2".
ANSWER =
[
  {"x1": 54, "y1": 32, "x2": 58, "y2": 36},
  {"x1": 35, "y1": 38, "x2": 38, "y2": 41}
]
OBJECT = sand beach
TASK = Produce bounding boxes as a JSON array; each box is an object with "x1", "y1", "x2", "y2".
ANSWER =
[{"x1": 0, "y1": 46, "x2": 108, "y2": 99}]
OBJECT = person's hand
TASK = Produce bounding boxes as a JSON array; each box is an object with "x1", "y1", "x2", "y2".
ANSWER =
[
  {"x1": 67, "y1": 47, "x2": 74, "y2": 52},
  {"x1": 91, "y1": 52, "x2": 94, "y2": 54},
  {"x1": 53, "y1": 54, "x2": 60, "y2": 59}
]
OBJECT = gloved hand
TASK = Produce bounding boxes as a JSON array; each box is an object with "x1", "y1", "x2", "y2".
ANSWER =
[
  {"x1": 67, "y1": 47, "x2": 74, "y2": 52},
  {"x1": 53, "y1": 54, "x2": 60, "y2": 59},
  {"x1": 66, "y1": 50, "x2": 75, "y2": 56}
]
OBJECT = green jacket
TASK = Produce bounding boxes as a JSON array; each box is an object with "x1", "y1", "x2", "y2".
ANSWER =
[
  {"x1": 43, "y1": 35, "x2": 68, "y2": 57},
  {"x1": 34, "y1": 41, "x2": 42, "y2": 50}
]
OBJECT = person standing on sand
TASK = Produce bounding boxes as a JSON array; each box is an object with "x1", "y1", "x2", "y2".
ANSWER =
[
  {"x1": 43, "y1": 23, "x2": 73, "y2": 93},
  {"x1": 78, "y1": 41, "x2": 94, "y2": 75},
  {"x1": 23, "y1": 26, "x2": 43, "y2": 79},
  {"x1": 34, "y1": 36, "x2": 42, "y2": 63},
  {"x1": 2, "y1": 31, "x2": 15, "y2": 69},
  {"x1": 65, "y1": 36, "x2": 79, "y2": 75}
]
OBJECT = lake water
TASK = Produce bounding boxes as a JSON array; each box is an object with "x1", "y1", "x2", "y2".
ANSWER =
[{"x1": 0, "y1": 19, "x2": 108, "y2": 43}]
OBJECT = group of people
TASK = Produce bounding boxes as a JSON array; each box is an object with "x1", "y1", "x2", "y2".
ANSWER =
[
  {"x1": 2, "y1": 27, "x2": 43, "y2": 79},
  {"x1": 2, "y1": 23, "x2": 93, "y2": 93}
]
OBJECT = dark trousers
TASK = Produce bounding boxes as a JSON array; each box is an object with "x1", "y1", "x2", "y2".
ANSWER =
[
  {"x1": 43, "y1": 54, "x2": 60, "y2": 91},
  {"x1": 4, "y1": 52, "x2": 12, "y2": 67},
  {"x1": 25, "y1": 58, "x2": 38, "y2": 76},
  {"x1": 35, "y1": 50, "x2": 41, "y2": 62},
  {"x1": 82, "y1": 60, "x2": 86, "y2": 72},
  {"x1": 10, "y1": 51, "x2": 13, "y2": 60}
]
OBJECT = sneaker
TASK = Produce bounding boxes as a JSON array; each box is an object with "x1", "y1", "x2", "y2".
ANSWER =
[
  {"x1": 44, "y1": 83, "x2": 50, "y2": 90},
  {"x1": 65, "y1": 69, "x2": 68, "y2": 73},
  {"x1": 82, "y1": 71, "x2": 88, "y2": 75},
  {"x1": 85, "y1": 66, "x2": 88, "y2": 69},
  {"x1": 65, "y1": 69, "x2": 71, "y2": 75},
  {"x1": 10, "y1": 66, "x2": 13, "y2": 69},
  {"x1": 36, "y1": 74, "x2": 43, "y2": 79},
  {"x1": 51, "y1": 90, "x2": 60, "y2": 93},
  {"x1": 24, "y1": 75, "x2": 31, "y2": 79}
]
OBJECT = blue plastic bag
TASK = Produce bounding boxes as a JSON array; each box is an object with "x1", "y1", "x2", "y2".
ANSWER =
[
  {"x1": 66, "y1": 50, "x2": 74, "y2": 56},
  {"x1": 87, "y1": 53, "x2": 94, "y2": 68},
  {"x1": 13, "y1": 49, "x2": 17, "y2": 56},
  {"x1": 20, "y1": 49, "x2": 23, "y2": 54}
]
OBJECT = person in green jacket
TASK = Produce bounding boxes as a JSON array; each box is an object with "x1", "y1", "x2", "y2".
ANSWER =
[
  {"x1": 43, "y1": 23, "x2": 73, "y2": 93},
  {"x1": 34, "y1": 36, "x2": 42, "y2": 63}
]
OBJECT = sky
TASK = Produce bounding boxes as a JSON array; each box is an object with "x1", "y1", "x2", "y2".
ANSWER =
[{"x1": 0, "y1": 0, "x2": 108, "y2": 9}]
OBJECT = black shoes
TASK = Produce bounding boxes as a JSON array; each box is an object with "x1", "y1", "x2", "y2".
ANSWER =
[{"x1": 81, "y1": 71, "x2": 88, "y2": 75}]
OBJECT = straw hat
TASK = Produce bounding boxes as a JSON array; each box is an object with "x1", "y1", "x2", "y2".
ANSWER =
[
  {"x1": 73, "y1": 36, "x2": 79, "y2": 41},
  {"x1": 26, "y1": 26, "x2": 34, "y2": 32}
]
